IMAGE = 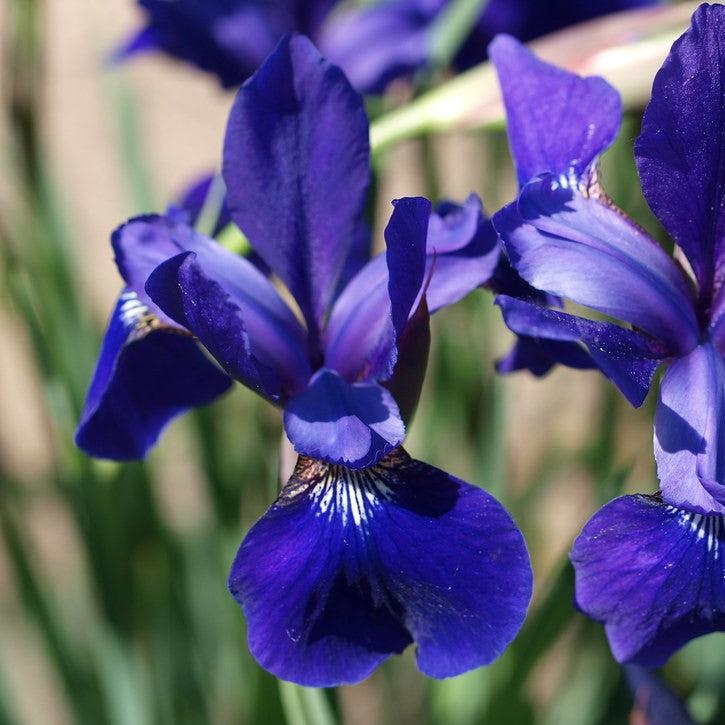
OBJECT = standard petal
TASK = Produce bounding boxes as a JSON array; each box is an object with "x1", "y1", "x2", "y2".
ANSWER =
[
  {"x1": 494, "y1": 178, "x2": 699, "y2": 354},
  {"x1": 283, "y1": 369, "x2": 405, "y2": 468},
  {"x1": 115, "y1": 215, "x2": 311, "y2": 395},
  {"x1": 489, "y1": 34, "x2": 621, "y2": 186},
  {"x1": 76, "y1": 291, "x2": 231, "y2": 460},
  {"x1": 654, "y1": 343, "x2": 725, "y2": 515},
  {"x1": 324, "y1": 197, "x2": 431, "y2": 382},
  {"x1": 635, "y1": 3, "x2": 725, "y2": 306},
  {"x1": 229, "y1": 449, "x2": 532, "y2": 686},
  {"x1": 571, "y1": 494, "x2": 725, "y2": 667},
  {"x1": 496, "y1": 295, "x2": 666, "y2": 407},
  {"x1": 223, "y1": 34, "x2": 371, "y2": 339}
]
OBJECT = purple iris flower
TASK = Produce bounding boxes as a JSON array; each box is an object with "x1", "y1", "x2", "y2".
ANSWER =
[
  {"x1": 78, "y1": 35, "x2": 532, "y2": 685},
  {"x1": 489, "y1": 4, "x2": 725, "y2": 665},
  {"x1": 114, "y1": 0, "x2": 339, "y2": 88},
  {"x1": 319, "y1": 0, "x2": 658, "y2": 95}
]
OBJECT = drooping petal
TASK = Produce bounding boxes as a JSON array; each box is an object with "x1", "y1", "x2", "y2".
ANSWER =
[
  {"x1": 496, "y1": 296, "x2": 666, "y2": 407},
  {"x1": 229, "y1": 448, "x2": 532, "y2": 686},
  {"x1": 654, "y1": 343, "x2": 725, "y2": 515},
  {"x1": 496, "y1": 336, "x2": 594, "y2": 378},
  {"x1": 425, "y1": 195, "x2": 500, "y2": 312},
  {"x1": 223, "y1": 34, "x2": 370, "y2": 340},
  {"x1": 76, "y1": 291, "x2": 231, "y2": 460},
  {"x1": 319, "y1": 0, "x2": 434, "y2": 95},
  {"x1": 494, "y1": 177, "x2": 699, "y2": 354},
  {"x1": 489, "y1": 34, "x2": 621, "y2": 186},
  {"x1": 635, "y1": 3, "x2": 725, "y2": 307},
  {"x1": 114, "y1": 215, "x2": 311, "y2": 395},
  {"x1": 324, "y1": 197, "x2": 430, "y2": 382},
  {"x1": 283, "y1": 368, "x2": 404, "y2": 468},
  {"x1": 146, "y1": 252, "x2": 292, "y2": 400},
  {"x1": 571, "y1": 494, "x2": 725, "y2": 667}
]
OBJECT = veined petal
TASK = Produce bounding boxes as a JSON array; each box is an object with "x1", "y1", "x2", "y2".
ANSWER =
[
  {"x1": 494, "y1": 178, "x2": 699, "y2": 354},
  {"x1": 115, "y1": 215, "x2": 310, "y2": 395},
  {"x1": 76, "y1": 291, "x2": 231, "y2": 460},
  {"x1": 496, "y1": 295, "x2": 666, "y2": 407},
  {"x1": 571, "y1": 495, "x2": 725, "y2": 667},
  {"x1": 229, "y1": 448, "x2": 532, "y2": 687},
  {"x1": 223, "y1": 34, "x2": 370, "y2": 340},
  {"x1": 489, "y1": 34, "x2": 621, "y2": 186},
  {"x1": 635, "y1": 3, "x2": 725, "y2": 307},
  {"x1": 283, "y1": 369, "x2": 404, "y2": 468},
  {"x1": 655, "y1": 343, "x2": 725, "y2": 515},
  {"x1": 324, "y1": 197, "x2": 430, "y2": 382}
]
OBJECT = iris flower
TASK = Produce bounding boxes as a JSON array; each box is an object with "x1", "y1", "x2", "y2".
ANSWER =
[
  {"x1": 114, "y1": 0, "x2": 339, "y2": 87},
  {"x1": 78, "y1": 35, "x2": 532, "y2": 685},
  {"x1": 490, "y1": 3, "x2": 725, "y2": 665},
  {"x1": 319, "y1": 0, "x2": 659, "y2": 95}
]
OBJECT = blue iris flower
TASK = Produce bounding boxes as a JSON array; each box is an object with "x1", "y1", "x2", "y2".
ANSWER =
[
  {"x1": 78, "y1": 35, "x2": 532, "y2": 686},
  {"x1": 114, "y1": 0, "x2": 658, "y2": 93},
  {"x1": 489, "y1": 3, "x2": 725, "y2": 666}
]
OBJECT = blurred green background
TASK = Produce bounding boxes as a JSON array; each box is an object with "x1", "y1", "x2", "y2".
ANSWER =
[{"x1": 1, "y1": 1, "x2": 724, "y2": 723}]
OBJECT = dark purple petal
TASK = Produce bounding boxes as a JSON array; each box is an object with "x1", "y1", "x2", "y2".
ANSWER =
[
  {"x1": 324, "y1": 197, "x2": 430, "y2": 382},
  {"x1": 496, "y1": 295, "x2": 666, "y2": 407},
  {"x1": 223, "y1": 34, "x2": 370, "y2": 340},
  {"x1": 76, "y1": 291, "x2": 231, "y2": 460},
  {"x1": 110, "y1": 25, "x2": 160, "y2": 64},
  {"x1": 635, "y1": 3, "x2": 725, "y2": 307},
  {"x1": 571, "y1": 494, "x2": 725, "y2": 666},
  {"x1": 319, "y1": 0, "x2": 433, "y2": 95},
  {"x1": 114, "y1": 214, "x2": 311, "y2": 395},
  {"x1": 655, "y1": 343, "x2": 725, "y2": 515},
  {"x1": 283, "y1": 368, "x2": 404, "y2": 468},
  {"x1": 625, "y1": 666, "x2": 695, "y2": 725},
  {"x1": 496, "y1": 337, "x2": 594, "y2": 377},
  {"x1": 494, "y1": 178, "x2": 699, "y2": 354},
  {"x1": 229, "y1": 449, "x2": 532, "y2": 686},
  {"x1": 146, "y1": 252, "x2": 293, "y2": 400},
  {"x1": 489, "y1": 34, "x2": 621, "y2": 186}
]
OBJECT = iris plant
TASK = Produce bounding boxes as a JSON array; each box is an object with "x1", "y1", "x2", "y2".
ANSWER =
[
  {"x1": 77, "y1": 34, "x2": 532, "y2": 686},
  {"x1": 490, "y1": 3, "x2": 725, "y2": 665}
]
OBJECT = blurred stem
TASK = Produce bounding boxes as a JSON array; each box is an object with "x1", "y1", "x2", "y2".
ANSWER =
[
  {"x1": 429, "y1": 0, "x2": 489, "y2": 69},
  {"x1": 278, "y1": 683, "x2": 337, "y2": 725}
]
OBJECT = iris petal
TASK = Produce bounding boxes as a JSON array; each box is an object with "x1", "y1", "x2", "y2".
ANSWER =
[
  {"x1": 229, "y1": 449, "x2": 532, "y2": 686},
  {"x1": 494, "y1": 178, "x2": 699, "y2": 354},
  {"x1": 654, "y1": 343, "x2": 725, "y2": 515},
  {"x1": 489, "y1": 34, "x2": 621, "y2": 186},
  {"x1": 572, "y1": 494, "x2": 725, "y2": 666},
  {"x1": 283, "y1": 369, "x2": 405, "y2": 468},
  {"x1": 223, "y1": 34, "x2": 371, "y2": 340},
  {"x1": 76, "y1": 291, "x2": 231, "y2": 460}
]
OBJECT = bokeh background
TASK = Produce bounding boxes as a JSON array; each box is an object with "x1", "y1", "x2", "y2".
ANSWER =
[{"x1": 1, "y1": 1, "x2": 723, "y2": 723}]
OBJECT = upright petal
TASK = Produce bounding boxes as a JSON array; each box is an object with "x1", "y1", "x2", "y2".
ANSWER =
[
  {"x1": 173, "y1": 173, "x2": 232, "y2": 238},
  {"x1": 283, "y1": 369, "x2": 404, "y2": 468},
  {"x1": 324, "y1": 197, "x2": 430, "y2": 382},
  {"x1": 223, "y1": 34, "x2": 370, "y2": 340},
  {"x1": 635, "y1": 4, "x2": 725, "y2": 307},
  {"x1": 496, "y1": 296, "x2": 665, "y2": 407},
  {"x1": 229, "y1": 449, "x2": 532, "y2": 686},
  {"x1": 654, "y1": 343, "x2": 725, "y2": 515},
  {"x1": 571, "y1": 494, "x2": 725, "y2": 667},
  {"x1": 494, "y1": 177, "x2": 700, "y2": 354},
  {"x1": 76, "y1": 291, "x2": 231, "y2": 460},
  {"x1": 489, "y1": 34, "x2": 621, "y2": 186},
  {"x1": 114, "y1": 215, "x2": 311, "y2": 395}
]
